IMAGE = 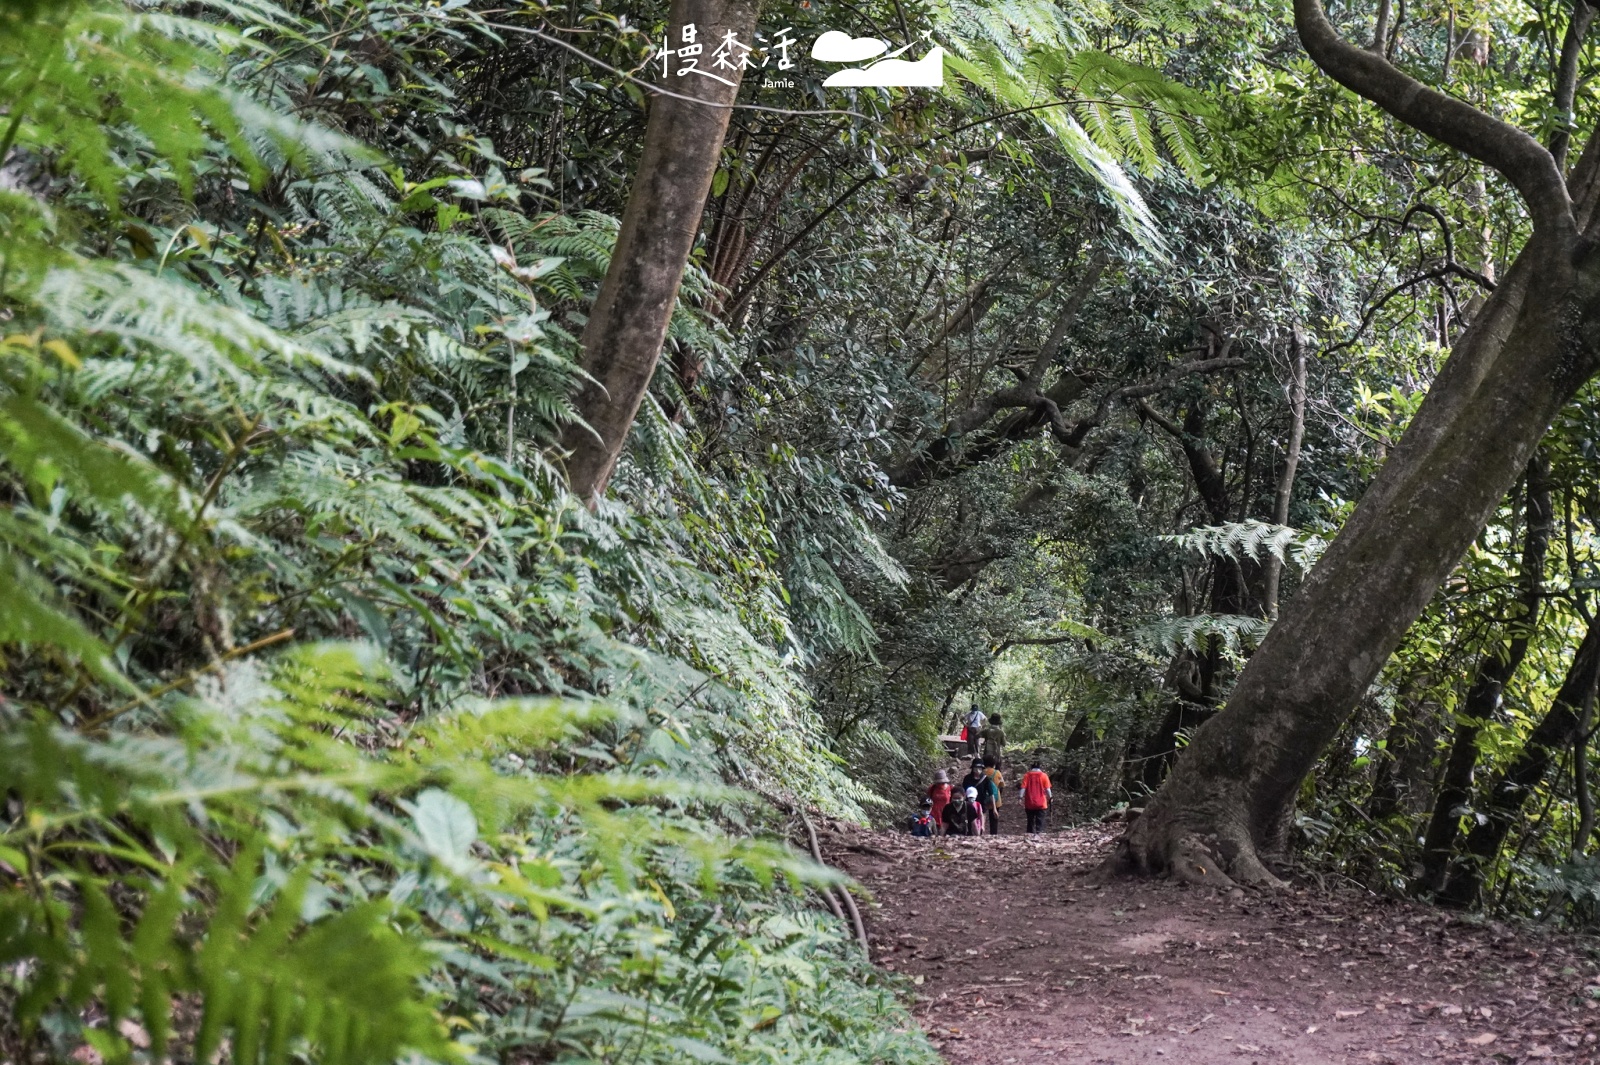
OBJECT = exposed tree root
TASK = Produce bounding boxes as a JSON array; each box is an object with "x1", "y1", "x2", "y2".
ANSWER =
[{"x1": 1108, "y1": 817, "x2": 1289, "y2": 892}]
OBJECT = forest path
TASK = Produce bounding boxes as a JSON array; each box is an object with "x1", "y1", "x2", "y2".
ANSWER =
[{"x1": 821, "y1": 821, "x2": 1600, "y2": 1064}]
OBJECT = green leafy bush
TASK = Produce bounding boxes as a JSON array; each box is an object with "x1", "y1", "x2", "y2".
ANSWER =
[{"x1": 0, "y1": 1, "x2": 933, "y2": 1061}]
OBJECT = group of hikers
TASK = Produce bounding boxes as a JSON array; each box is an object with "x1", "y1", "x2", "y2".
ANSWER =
[{"x1": 909, "y1": 705, "x2": 1055, "y2": 837}]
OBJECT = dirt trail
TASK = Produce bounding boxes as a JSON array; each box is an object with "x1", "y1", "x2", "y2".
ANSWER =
[{"x1": 821, "y1": 820, "x2": 1600, "y2": 1064}]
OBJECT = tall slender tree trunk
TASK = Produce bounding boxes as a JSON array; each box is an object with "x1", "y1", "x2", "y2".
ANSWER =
[
  {"x1": 560, "y1": 0, "x2": 760, "y2": 504},
  {"x1": 1366, "y1": 674, "x2": 1441, "y2": 820},
  {"x1": 1116, "y1": 0, "x2": 1600, "y2": 886},
  {"x1": 1413, "y1": 455, "x2": 1551, "y2": 894},
  {"x1": 1437, "y1": 616, "x2": 1600, "y2": 907},
  {"x1": 1262, "y1": 325, "x2": 1308, "y2": 619},
  {"x1": 1132, "y1": 392, "x2": 1251, "y2": 788}
]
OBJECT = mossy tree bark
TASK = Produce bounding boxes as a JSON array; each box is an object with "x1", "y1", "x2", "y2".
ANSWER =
[{"x1": 1117, "y1": 0, "x2": 1600, "y2": 886}]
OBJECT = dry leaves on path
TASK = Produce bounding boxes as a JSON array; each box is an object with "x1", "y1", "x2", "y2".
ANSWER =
[{"x1": 815, "y1": 818, "x2": 1600, "y2": 1065}]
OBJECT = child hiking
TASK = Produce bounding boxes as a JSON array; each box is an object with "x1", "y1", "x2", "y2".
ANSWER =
[
  {"x1": 1020, "y1": 759, "x2": 1053, "y2": 835},
  {"x1": 942, "y1": 787, "x2": 979, "y2": 836},
  {"x1": 910, "y1": 797, "x2": 935, "y2": 837}
]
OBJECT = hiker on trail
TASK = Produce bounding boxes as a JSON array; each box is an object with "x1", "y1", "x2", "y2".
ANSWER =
[
  {"x1": 980, "y1": 761, "x2": 1003, "y2": 835},
  {"x1": 942, "y1": 787, "x2": 979, "y2": 836},
  {"x1": 910, "y1": 797, "x2": 935, "y2": 837},
  {"x1": 1019, "y1": 759, "x2": 1053, "y2": 835},
  {"x1": 963, "y1": 703, "x2": 986, "y2": 756},
  {"x1": 961, "y1": 759, "x2": 987, "y2": 803},
  {"x1": 967, "y1": 785, "x2": 986, "y2": 835},
  {"x1": 978, "y1": 712, "x2": 1006, "y2": 767},
  {"x1": 927, "y1": 769, "x2": 952, "y2": 835}
]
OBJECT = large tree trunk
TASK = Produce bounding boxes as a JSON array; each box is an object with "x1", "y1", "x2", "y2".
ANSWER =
[
  {"x1": 1436, "y1": 615, "x2": 1600, "y2": 907},
  {"x1": 1413, "y1": 455, "x2": 1551, "y2": 894},
  {"x1": 1114, "y1": 0, "x2": 1600, "y2": 888},
  {"x1": 1118, "y1": 246, "x2": 1599, "y2": 885},
  {"x1": 560, "y1": 0, "x2": 759, "y2": 504}
]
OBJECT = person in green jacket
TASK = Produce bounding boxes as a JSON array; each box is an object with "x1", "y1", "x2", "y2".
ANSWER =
[{"x1": 978, "y1": 712, "x2": 1006, "y2": 768}]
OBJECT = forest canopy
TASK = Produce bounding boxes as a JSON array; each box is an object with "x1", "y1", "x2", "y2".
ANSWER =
[{"x1": 6, "y1": 0, "x2": 1600, "y2": 1060}]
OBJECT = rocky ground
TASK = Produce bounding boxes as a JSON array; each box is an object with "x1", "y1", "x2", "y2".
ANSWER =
[{"x1": 818, "y1": 818, "x2": 1600, "y2": 1064}]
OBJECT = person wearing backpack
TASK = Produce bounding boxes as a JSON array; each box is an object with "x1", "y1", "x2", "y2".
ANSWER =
[
  {"x1": 910, "y1": 797, "x2": 935, "y2": 837},
  {"x1": 978, "y1": 712, "x2": 1007, "y2": 769},
  {"x1": 961, "y1": 759, "x2": 987, "y2": 804},
  {"x1": 979, "y1": 762, "x2": 1003, "y2": 835},
  {"x1": 963, "y1": 703, "x2": 986, "y2": 757},
  {"x1": 1019, "y1": 759, "x2": 1053, "y2": 835}
]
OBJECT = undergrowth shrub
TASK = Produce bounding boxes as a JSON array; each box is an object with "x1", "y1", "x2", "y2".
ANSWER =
[{"x1": 0, "y1": 1, "x2": 931, "y2": 1060}]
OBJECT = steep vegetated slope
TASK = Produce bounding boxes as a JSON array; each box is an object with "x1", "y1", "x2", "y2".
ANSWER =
[{"x1": 0, "y1": 2, "x2": 922, "y2": 1061}]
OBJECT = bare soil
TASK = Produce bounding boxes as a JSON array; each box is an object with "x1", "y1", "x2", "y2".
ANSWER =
[{"x1": 820, "y1": 818, "x2": 1600, "y2": 1064}]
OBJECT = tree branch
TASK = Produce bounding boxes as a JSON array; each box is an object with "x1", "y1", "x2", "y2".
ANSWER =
[
  {"x1": 1136, "y1": 397, "x2": 1185, "y2": 441},
  {"x1": 885, "y1": 355, "x2": 1246, "y2": 488},
  {"x1": 1025, "y1": 248, "x2": 1109, "y2": 384},
  {"x1": 1552, "y1": 0, "x2": 1594, "y2": 171},
  {"x1": 906, "y1": 250, "x2": 1023, "y2": 379},
  {"x1": 725, "y1": 173, "x2": 876, "y2": 322},
  {"x1": 993, "y1": 635, "x2": 1083, "y2": 655},
  {"x1": 1324, "y1": 262, "x2": 1493, "y2": 357},
  {"x1": 1371, "y1": 0, "x2": 1392, "y2": 54},
  {"x1": 1293, "y1": 0, "x2": 1574, "y2": 236}
]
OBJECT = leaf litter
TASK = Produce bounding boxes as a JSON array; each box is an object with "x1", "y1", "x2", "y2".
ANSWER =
[{"x1": 814, "y1": 818, "x2": 1600, "y2": 1063}]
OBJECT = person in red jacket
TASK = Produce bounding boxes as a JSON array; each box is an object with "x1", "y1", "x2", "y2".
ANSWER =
[
  {"x1": 1019, "y1": 759, "x2": 1053, "y2": 835},
  {"x1": 926, "y1": 769, "x2": 952, "y2": 834}
]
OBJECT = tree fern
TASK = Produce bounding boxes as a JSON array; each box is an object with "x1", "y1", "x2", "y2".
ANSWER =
[{"x1": 936, "y1": 0, "x2": 1215, "y2": 253}]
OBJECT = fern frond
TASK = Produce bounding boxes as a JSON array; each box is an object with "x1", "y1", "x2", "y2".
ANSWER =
[
  {"x1": 1139, "y1": 613, "x2": 1271, "y2": 655},
  {"x1": 1163, "y1": 519, "x2": 1328, "y2": 573}
]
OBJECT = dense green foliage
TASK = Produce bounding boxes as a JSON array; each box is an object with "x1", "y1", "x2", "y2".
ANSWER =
[
  {"x1": 14, "y1": 0, "x2": 1600, "y2": 1056},
  {"x1": 0, "y1": 1, "x2": 926, "y2": 1061}
]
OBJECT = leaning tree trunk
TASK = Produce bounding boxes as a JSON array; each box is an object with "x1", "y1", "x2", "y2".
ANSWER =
[
  {"x1": 1117, "y1": 0, "x2": 1600, "y2": 886},
  {"x1": 560, "y1": 0, "x2": 760, "y2": 505},
  {"x1": 1413, "y1": 455, "x2": 1551, "y2": 895},
  {"x1": 1436, "y1": 615, "x2": 1600, "y2": 907}
]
